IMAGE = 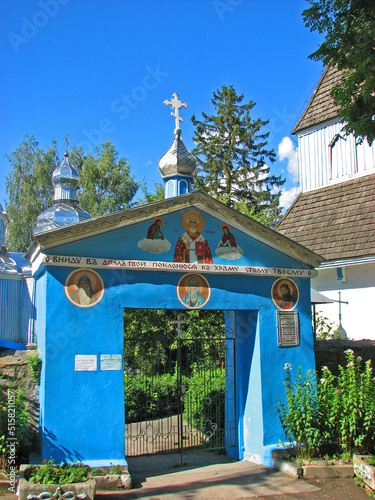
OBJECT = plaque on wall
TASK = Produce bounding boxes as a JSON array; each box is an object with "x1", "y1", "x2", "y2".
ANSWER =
[
  {"x1": 75, "y1": 355, "x2": 97, "y2": 371},
  {"x1": 100, "y1": 354, "x2": 123, "y2": 371},
  {"x1": 277, "y1": 311, "x2": 299, "y2": 347}
]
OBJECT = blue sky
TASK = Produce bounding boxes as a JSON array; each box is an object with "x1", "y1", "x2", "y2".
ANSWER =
[{"x1": 0, "y1": 0, "x2": 324, "y2": 211}]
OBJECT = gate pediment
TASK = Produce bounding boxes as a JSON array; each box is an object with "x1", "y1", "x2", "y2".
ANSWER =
[{"x1": 29, "y1": 192, "x2": 322, "y2": 272}]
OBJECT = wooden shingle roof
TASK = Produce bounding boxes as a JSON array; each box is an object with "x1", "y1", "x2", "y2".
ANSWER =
[
  {"x1": 277, "y1": 174, "x2": 375, "y2": 262},
  {"x1": 292, "y1": 65, "x2": 342, "y2": 135}
]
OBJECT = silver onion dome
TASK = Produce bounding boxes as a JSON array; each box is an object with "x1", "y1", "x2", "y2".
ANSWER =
[
  {"x1": 158, "y1": 129, "x2": 197, "y2": 178},
  {"x1": 34, "y1": 152, "x2": 91, "y2": 235},
  {"x1": 52, "y1": 152, "x2": 79, "y2": 189}
]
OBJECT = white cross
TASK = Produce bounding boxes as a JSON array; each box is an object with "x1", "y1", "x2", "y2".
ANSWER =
[
  {"x1": 172, "y1": 313, "x2": 186, "y2": 338},
  {"x1": 163, "y1": 93, "x2": 188, "y2": 131}
]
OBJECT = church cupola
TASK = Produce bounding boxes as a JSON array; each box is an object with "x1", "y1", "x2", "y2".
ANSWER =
[
  {"x1": 159, "y1": 93, "x2": 196, "y2": 199},
  {"x1": 34, "y1": 134, "x2": 92, "y2": 235}
]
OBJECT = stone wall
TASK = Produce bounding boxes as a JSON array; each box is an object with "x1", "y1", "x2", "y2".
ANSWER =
[
  {"x1": 314, "y1": 339, "x2": 375, "y2": 375},
  {"x1": 0, "y1": 349, "x2": 39, "y2": 463}
]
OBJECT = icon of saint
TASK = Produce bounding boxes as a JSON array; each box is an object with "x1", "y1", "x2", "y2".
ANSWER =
[
  {"x1": 71, "y1": 275, "x2": 99, "y2": 306},
  {"x1": 173, "y1": 210, "x2": 213, "y2": 264},
  {"x1": 147, "y1": 218, "x2": 164, "y2": 240}
]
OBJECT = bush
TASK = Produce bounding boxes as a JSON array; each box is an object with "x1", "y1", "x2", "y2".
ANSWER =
[
  {"x1": 124, "y1": 372, "x2": 187, "y2": 423},
  {"x1": 276, "y1": 350, "x2": 375, "y2": 459}
]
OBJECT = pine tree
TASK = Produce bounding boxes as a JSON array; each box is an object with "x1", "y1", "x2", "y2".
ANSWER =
[{"x1": 191, "y1": 85, "x2": 284, "y2": 223}]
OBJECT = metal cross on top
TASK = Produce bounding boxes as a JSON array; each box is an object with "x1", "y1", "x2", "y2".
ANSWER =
[
  {"x1": 163, "y1": 93, "x2": 188, "y2": 131},
  {"x1": 65, "y1": 129, "x2": 70, "y2": 153}
]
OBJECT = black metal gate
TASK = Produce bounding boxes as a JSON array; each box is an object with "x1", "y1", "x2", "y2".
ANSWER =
[{"x1": 124, "y1": 327, "x2": 236, "y2": 457}]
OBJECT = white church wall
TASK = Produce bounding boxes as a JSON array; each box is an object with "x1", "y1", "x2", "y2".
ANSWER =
[
  {"x1": 298, "y1": 121, "x2": 375, "y2": 192},
  {"x1": 312, "y1": 262, "x2": 375, "y2": 340}
]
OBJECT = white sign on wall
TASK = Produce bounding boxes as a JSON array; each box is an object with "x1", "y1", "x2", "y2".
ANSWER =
[{"x1": 74, "y1": 355, "x2": 97, "y2": 371}]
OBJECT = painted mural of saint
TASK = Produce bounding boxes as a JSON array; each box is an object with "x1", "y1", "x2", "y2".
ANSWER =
[
  {"x1": 65, "y1": 269, "x2": 104, "y2": 308},
  {"x1": 219, "y1": 225, "x2": 237, "y2": 248},
  {"x1": 181, "y1": 277, "x2": 206, "y2": 308},
  {"x1": 173, "y1": 210, "x2": 213, "y2": 264},
  {"x1": 278, "y1": 283, "x2": 297, "y2": 309},
  {"x1": 271, "y1": 278, "x2": 299, "y2": 311},
  {"x1": 71, "y1": 275, "x2": 99, "y2": 305},
  {"x1": 176, "y1": 273, "x2": 211, "y2": 310},
  {"x1": 147, "y1": 218, "x2": 164, "y2": 240}
]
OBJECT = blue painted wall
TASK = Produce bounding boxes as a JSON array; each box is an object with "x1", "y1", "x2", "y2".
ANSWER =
[{"x1": 34, "y1": 208, "x2": 316, "y2": 466}]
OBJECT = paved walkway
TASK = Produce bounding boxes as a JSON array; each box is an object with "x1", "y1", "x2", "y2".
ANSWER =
[
  {"x1": 1, "y1": 452, "x2": 369, "y2": 500},
  {"x1": 95, "y1": 451, "x2": 369, "y2": 499}
]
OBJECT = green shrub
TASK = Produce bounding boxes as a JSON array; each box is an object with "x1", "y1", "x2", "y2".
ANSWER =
[
  {"x1": 124, "y1": 372, "x2": 187, "y2": 423},
  {"x1": 276, "y1": 350, "x2": 375, "y2": 459}
]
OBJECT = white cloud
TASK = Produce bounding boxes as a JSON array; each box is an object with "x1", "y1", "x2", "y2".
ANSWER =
[
  {"x1": 278, "y1": 136, "x2": 299, "y2": 183},
  {"x1": 280, "y1": 186, "x2": 300, "y2": 211}
]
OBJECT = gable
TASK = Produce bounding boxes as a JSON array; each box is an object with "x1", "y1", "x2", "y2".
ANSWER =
[
  {"x1": 293, "y1": 65, "x2": 342, "y2": 135},
  {"x1": 30, "y1": 193, "x2": 322, "y2": 272}
]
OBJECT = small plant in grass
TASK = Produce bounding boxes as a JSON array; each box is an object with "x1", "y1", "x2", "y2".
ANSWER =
[
  {"x1": 109, "y1": 464, "x2": 123, "y2": 474},
  {"x1": 27, "y1": 353, "x2": 42, "y2": 385},
  {"x1": 29, "y1": 460, "x2": 89, "y2": 485},
  {"x1": 89, "y1": 467, "x2": 104, "y2": 477}
]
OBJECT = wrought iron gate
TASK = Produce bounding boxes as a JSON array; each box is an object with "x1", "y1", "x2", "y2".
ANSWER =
[{"x1": 124, "y1": 328, "x2": 236, "y2": 457}]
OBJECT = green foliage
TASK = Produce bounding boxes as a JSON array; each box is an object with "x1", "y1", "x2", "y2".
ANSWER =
[
  {"x1": 29, "y1": 460, "x2": 89, "y2": 485},
  {"x1": 70, "y1": 142, "x2": 138, "y2": 217},
  {"x1": 315, "y1": 312, "x2": 340, "y2": 340},
  {"x1": 276, "y1": 366, "x2": 320, "y2": 460},
  {"x1": 0, "y1": 383, "x2": 35, "y2": 473},
  {"x1": 137, "y1": 180, "x2": 165, "y2": 205},
  {"x1": 27, "y1": 353, "x2": 42, "y2": 385},
  {"x1": 5, "y1": 135, "x2": 58, "y2": 251},
  {"x1": 124, "y1": 372, "x2": 186, "y2": 423},
  {"x1": 183, "y1": 366, "x2": 225, "y2": 448},
  {"x1": 4, "y1": 137, "x2": 138, "y2": 251},
  {"x1": 277, "y1": 351, "x2": 375, "y2": 460},
  {"x1": 303, "y1": 0, "x2": 375, "y2": 145},
  {"x1": 123, "y1": 309, "x2": 225, "y2": 374},
  {"x1": 191, "y1": 84, "x2": 284, "y2": 220}
]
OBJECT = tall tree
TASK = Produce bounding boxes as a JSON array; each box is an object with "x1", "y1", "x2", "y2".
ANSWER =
[
  {"x1": 70, "y1": 141, "x2": 138, "y2": 217},
  {"x1": 5, "y1": 135, "x2": 58, "y2": 251},
  {"x1": 191, "y1": 85, "x2": 284, "y2": 224},
  {"x1": 5, "y1": 137, "x2": 138, "y2": 251},
  {"x1": 303, "y1": 0, "x2": 375, "y2": 145}
]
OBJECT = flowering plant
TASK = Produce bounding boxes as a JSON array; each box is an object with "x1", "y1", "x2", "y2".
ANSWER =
[
  {"x1": 276, "y1": 350, "x2": 375, "y2": 459},
  {"x1": 29, "y1": 460, "x2": 89, "y2": 485}
]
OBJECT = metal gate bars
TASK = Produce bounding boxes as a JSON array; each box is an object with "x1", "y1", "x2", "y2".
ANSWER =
[{"x1": 124, "y1": 328, "x2": 236, "y2": 457}]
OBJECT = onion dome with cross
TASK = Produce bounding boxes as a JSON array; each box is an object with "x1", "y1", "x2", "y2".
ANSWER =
[
  {"x1": 158, "y1": 93, "x2": 197, "y2": 199},
  {"x1": 34, "y1": 131, "x2": 92, "y2": 235}
]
